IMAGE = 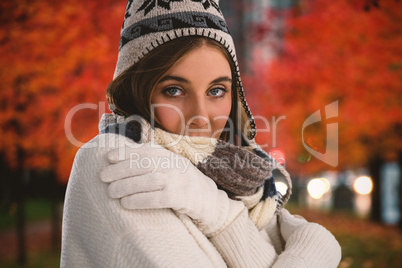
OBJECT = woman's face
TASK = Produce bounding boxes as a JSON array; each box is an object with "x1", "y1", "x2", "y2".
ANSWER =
[{"x1": 151, "y1": 44, "x2": 232, "y2": 138}]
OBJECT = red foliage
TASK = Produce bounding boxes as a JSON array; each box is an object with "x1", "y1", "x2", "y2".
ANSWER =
[
  {"x1": 0, "y1": 0, "x2": 126, "y2": 183},
  {"x1": 245, "y1": 0, "x2": 402, "y2": 174}
]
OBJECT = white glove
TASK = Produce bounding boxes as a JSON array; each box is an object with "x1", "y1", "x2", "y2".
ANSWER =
[
  {"x1": 273, "y1": 209, "x2": 341, "y2": 268},
  {"x1": 278, "y1": 209, "x2": 308, "y2": 241},
  {"x1": 100, "y1": 143, "x2": 245, "y2": 236}
]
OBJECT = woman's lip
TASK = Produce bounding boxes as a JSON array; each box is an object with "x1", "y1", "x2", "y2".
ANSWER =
[
  {"x1": 185, "y1": 128, "x2": 211, "y2": 136},
  {"x1": 187, "y1": 123, "x2": 209, "y2": 128},
  {"x1": 187, "y1": 133, "x2": 211, "y2": 137}
]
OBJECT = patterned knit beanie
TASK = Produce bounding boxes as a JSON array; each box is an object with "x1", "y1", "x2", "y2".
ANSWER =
[{"x1": 113, "y1": 0, "x2": 256, "y2": 140}]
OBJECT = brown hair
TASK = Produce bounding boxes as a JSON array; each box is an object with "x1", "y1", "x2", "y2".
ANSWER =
[{"x1": 106, "y1": 36, "x2": 249, "y2": 144}]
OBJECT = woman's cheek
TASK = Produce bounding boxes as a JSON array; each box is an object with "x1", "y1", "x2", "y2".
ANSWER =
[
  {"x1": 209, "y1": 100, "x2": 232, "y2": 136},
  {"x1": 153, "y1": 104, "x2": 185, "y2": 134}
]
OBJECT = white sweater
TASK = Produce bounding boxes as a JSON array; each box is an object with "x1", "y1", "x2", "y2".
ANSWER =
[{"x1": 61, "y1": 133, "x2": 341, "y2": 268}]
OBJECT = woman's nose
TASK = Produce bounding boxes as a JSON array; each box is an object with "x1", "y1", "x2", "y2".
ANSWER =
[{"x1": 186, "y1": 99, "x2": 209, "y2": 128}]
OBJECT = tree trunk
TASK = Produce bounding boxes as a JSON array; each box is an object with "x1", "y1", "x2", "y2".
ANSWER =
[
  {"x1": 16, "y1": 192, "x2": 26, "y2": 264},
  {"x1": 369, "y1": 155, "x2": 383, "y2": 222},
  {"x1": 51, "y1": 197, "x2": 60, "y2": 251},
  {"x1": 16, "y1": 149, "x2": 27, "y2": 264},
  {"x1": 50, "y1": 172, "x2": 61, "y2": 251}
]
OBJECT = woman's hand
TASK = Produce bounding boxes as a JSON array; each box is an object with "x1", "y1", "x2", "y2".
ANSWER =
[
  {"x1": 100, "y1": 143, "x2": 244, "y2": 236},
  {"x1": 278, "y1": 209, "x2": 308, "y2": 241},
  {"x1": 272, "y1": 209, "x2": 342, "y2": 268}
]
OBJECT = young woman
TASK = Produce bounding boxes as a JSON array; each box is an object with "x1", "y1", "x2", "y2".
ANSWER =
[{"x1": 61, "y1": 1, "x2": 341, "y2": 267}]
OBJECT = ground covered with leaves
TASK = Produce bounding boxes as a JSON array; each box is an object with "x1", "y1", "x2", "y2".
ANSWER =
[{"x1": 289, "y1": 206, "x2": 402, "y2": 268}]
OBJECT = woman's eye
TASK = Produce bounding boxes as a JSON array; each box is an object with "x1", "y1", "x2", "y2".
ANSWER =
[
  {"x1": 164, "y1": 87, "x2": 183, "y2": 96},
  {"x1": 208, "y1": 87, "x2": 227, "y2": 97}
]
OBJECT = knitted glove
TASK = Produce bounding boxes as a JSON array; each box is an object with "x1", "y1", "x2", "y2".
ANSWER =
[
  {"x1": 273, "y1": 209, "x2": 341, "y2": 268},
  {"x1": 100, "y1": 143, "x2": 245, "y2": 236}
]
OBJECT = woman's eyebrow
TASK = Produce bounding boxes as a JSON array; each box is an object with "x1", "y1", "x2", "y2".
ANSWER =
[
  {"x1": 210, "y1": 76, "x2": 232, "y2": 85},
  {"x1": 159, "y1": 75, "x2": 189, "y2": 84},
  {"x1": 158, "y1": 75, "x2": 232, "y2": 84}
]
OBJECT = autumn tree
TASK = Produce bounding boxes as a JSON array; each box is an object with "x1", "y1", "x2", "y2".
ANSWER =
[
  {"x1": 0, "y1": 0, "x2": 125, "y2": 181},
  {"x1": 0, "y1": 0, "x2": 125, "y2": 262},
  {"x1": 244, "y1": 0, "x2": 402, "y2": 221}
]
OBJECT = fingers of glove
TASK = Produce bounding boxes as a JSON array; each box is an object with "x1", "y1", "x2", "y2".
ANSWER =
[
  {"x1": 120, "y1": 190, "x2": 167, "y2": 210},
  {"x1": 100, "y1": 159, "x2": 157, "y2": 183},
  {"x1": 119, "y1": 187, "x2": 185, "y2": 211},
  {"x1": 107, "y1": 173, "x2": 167, "y2": 198},
  {"x1": 114, "y1": 172, "x2": 188, "y2": 210},
  {"x1": 279, "y1": 209, "x2": 307, "y2": 225},
  {"x1": 106, "y1": 143, "x2": 172, "y2": 164},
  {"x1": 278, "y1": 209, "x2": 308, "y2": 241}
]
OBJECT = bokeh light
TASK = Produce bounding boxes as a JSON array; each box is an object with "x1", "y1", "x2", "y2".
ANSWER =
[
  {"x1": 269, "y1": 148, "x2": 286, "y2": 165},
  {"x1": 307, "y1": 178, "x2": 330, "y2": 199},
  {"x1": 275, "y1": 181, "x2": 288, "y2": 195},
  {"x1": 353, "y1": 176, "x2": 373, "y2": 195}
]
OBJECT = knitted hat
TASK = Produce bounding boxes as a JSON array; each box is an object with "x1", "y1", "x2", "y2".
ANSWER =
[{"x1": 114, "y1": 0, "x2": 256, "y2": 140}]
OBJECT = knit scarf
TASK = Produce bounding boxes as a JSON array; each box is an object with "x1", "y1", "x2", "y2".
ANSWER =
[{"x1": 99, "y1": 114, "x2": 292, "y2": 230}]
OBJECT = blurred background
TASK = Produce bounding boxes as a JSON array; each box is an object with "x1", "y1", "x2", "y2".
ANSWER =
[{"x1": 0, "y1": 0, "x2": 401, "y2": 267}]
